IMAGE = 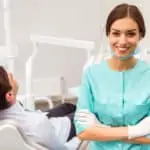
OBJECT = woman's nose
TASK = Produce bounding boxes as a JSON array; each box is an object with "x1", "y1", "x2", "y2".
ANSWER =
[{"x1": 118, "y1": 34, "x2": 128, "y2": 45}]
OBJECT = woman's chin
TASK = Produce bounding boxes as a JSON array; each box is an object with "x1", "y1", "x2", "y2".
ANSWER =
[
  {"x1": 113, "y1": 54, "x2": 130, "y2": 60},
  {"x1": 115, "y1": 51, "x2": 131, "y2": 58}
]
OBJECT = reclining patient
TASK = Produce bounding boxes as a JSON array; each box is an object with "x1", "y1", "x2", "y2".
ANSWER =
[{"x1": 0, "y1": 66, "x2": 81, "y2": 150}]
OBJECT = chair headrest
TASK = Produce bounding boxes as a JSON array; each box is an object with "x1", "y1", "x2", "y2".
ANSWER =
[{"x1": 0, "y1": 119, "x2": 48, "y2": 150}]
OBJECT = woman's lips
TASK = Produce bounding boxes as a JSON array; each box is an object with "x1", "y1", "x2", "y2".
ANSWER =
[{"x1": 116, "y1": 47, "x2": 129, "y2": 54}]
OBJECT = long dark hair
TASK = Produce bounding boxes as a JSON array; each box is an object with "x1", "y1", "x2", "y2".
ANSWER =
[{"x1": 106, "y1": 3, "x2": 146, "y2": 37}]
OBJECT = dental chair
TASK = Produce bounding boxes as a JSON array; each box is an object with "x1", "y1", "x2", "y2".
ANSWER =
[
  {"x1": 77, "y1": 141, "x2": 89, "y2": 150},
  {"x1": 0, "y1": 119, "x2": 48, "y2": 150}
]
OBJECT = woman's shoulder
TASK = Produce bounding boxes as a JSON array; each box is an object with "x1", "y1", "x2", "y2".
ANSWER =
[
  {"x1": 134, "y1": 60, "x2": 150, "y2": 79},
  {"x1": 85, "y1": 60, "x2": 107, "y2": 72},
  {"x1": 137, "y1": 59, "x2": 150, "y2": 70},
  {"x1": 82, "y1": 60, "x2": 108, "y2": 80}
]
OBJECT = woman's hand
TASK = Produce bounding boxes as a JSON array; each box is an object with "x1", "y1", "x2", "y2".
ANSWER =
[
  {"x1": 75, "y1": 109, "x2": 108, "y2": 128},
  {"x1": 76, "y1": 110, "x2": 150, "y2": 140},
  {"x1": 128, "y1": 116, "x2": 150, "y2": 139}
]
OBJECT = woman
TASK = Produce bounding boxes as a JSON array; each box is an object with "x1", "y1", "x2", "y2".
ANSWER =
[{"x1": 75, "y1": 3, "x2": 150, "y2": 150}]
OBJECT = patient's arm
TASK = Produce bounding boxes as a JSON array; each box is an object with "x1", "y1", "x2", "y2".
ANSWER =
[{"x1": 32, "y1": 115, "x2": 68, "y2": 150}]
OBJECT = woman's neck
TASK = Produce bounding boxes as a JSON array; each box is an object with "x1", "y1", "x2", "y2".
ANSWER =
[{"x1": 108, "y1": 56, "x2": 137, "y2": 71}]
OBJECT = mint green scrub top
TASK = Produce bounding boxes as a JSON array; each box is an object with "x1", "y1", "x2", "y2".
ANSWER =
[{"x1": 75, "y1": 60, "x2": 150, "y2": 150}]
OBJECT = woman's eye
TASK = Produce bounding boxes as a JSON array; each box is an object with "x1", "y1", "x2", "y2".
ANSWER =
[
  {"x1": 127, "y1": 32, "x2": 136, "y2": 37},
  {"x1": 112, "y1": 32, "x2": 120, "y2": 36}
]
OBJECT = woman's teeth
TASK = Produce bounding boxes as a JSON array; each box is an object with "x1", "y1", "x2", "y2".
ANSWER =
[{"x1": 118, "y1": 48, "x2": 128, "y2": 51}]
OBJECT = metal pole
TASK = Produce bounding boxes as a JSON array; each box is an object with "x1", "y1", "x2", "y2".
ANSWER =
[
  {"x1": 3, "y1": 0, "x2": 15, "y2": 74},
  {"x1": 25, "y1": 42, "x2": 38, "y2": 110}
]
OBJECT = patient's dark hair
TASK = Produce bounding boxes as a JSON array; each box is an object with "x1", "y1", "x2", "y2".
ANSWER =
[{"x1": 0, "y1": 66, "x2": 12, "y2": 110}]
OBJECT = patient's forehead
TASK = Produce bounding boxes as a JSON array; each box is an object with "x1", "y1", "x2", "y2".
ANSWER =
[{"x1": 7, "y1": 73, "x2": 13, "y2": 84}]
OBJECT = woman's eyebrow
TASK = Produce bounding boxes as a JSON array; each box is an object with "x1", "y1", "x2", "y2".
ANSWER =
[
  {"x1": 127, "y1": 29, "x2": 137, "y2": 32},
  {"x1": 111, "y1": 28, "x2": 137, "y2": 32}
]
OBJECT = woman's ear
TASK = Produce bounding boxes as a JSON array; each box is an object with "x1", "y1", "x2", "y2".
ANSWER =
[{"x1": 5, "y1": 91, "x2": 15, "y2": 104}]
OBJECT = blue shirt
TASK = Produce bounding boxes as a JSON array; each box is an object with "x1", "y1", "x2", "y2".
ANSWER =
[{"x1": 75, "y1": 59, "x2": 150, "y2": 150}]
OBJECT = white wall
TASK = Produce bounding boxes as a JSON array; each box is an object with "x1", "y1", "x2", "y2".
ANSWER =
[
  {"x1": 0, "y1": 0, "x2": 150, "y2": 94},
  {"x1": 3, "y1": 0, "x2": 102, "y2": 93}
]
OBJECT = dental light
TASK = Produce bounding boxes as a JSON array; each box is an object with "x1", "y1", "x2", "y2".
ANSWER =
[{"x1": 25, "y1": 34, "x2": 95, "y2": 109}]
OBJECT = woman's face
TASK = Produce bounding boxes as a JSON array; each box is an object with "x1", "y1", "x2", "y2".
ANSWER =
[{"x1": 108, "y1": 17, "x2": 141, "y2": 58}]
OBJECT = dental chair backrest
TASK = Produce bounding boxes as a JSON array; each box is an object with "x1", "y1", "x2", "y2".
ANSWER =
[{"x1": 0, "y1": 120, "x2": 48, "y2": 150}]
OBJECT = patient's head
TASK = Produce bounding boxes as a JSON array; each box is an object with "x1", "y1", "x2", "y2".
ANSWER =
[{"x1": 0, "y1": 66, "x2": 17, "y2": 110}]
